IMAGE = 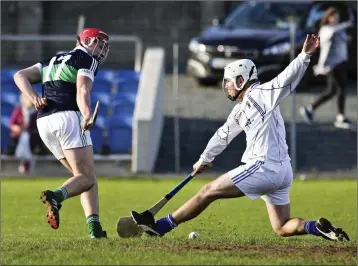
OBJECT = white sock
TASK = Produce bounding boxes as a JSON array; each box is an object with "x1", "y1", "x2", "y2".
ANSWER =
[{"x1": 336, "y1": 114, "x2": 345, "y2": 121}]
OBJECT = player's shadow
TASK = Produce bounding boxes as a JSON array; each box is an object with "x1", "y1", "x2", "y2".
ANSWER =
[{"x1": 155, "y1": 116, "x2": 357, "y2": 174}]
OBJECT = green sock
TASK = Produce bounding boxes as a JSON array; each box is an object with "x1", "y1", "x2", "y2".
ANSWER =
[
  {"x1": 86, "y1": 214, "x2": 102, "y2": 234},
  {"x1": 53, "y1": 187, "x2": 68, "y2": 203}
]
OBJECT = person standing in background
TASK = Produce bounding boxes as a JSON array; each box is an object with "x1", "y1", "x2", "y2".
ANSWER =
[
  {"x1": 7, "y1": 94, "x2": 41, "y2": 173},
  {"x1": 300, "y1": 7, "x2": 354, "y2": 129}
]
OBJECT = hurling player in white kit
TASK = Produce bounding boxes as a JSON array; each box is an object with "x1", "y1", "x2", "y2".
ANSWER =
[
  {"x1": 132, "y1": 34, "x2": 349, "y2": 242},
  {"x1": 14, "y1": 28, "x2": 109, "y2": 238}
]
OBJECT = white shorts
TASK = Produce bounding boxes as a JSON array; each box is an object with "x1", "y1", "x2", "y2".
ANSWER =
[
  {"x1": 37, "y1": 111, "x2": 92, "y2": 160},
  {"x1": 228, "y1": 160, "x2": 293, "y2": 205}
]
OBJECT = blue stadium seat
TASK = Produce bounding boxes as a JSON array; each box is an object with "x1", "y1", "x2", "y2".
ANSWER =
[
  {"x1": 93, "y1": 79, "x2": 113, "y2": 93},
  {"x1": 90, "y1": 127, "x2": 103, "y2": 153},
  {"x1": 117, "y1": 79, "x2": 139, "y2": 92},
  {"x1": 89, "y1": 115, "x2": 106, "y2": 153},
  {"x1": 111, "y1": 95, "x2": 135, "y2": 119},
  {"x1": 116, "y1": 70, "x2": 139, "y2": 98},
  {"x1": 113, "y1": 93, "x2": 136, "y2": 104},
  {"x1": 1, "y1": 102, "x2": 15, "y2": 116},
  {"x1": 1, "y1": 126, "x2": 10, "y2": 152},
  {"x1": 1, "y1": 69, "x2": 17, "y2": 83},
  {"x1": 115, "y1": 89, "x2": 137, "y2": 103},
  {"x1": 2, "y1": 92, "x2": 19, "y2": 106},
  {"x1": 94, "y1": 115, "x2": 107, "y2": 130},
  {"x1": 96, "y1": 69, "x2": 117, "y2": 82},
  {"x1": 107, "y1": 116, "x2": 132, "y2": 153},
  {"x1": 1, "y1": 80, "x2": 20, "y2": 93},
  {"x1": 118, "y1": 69, "x2": 140, "y2": 82},
  {"x1": 91, "y1": 91, "x2": 111, "y2": 105},
  {"x1": 91, "y1": 100, "x2": 108, "y2": 117},
  {"x1": 1, "y1": 116, "x2": 11, "y2": 152},
  {"x1": 112, "y1": 102, "x2": 135, "y2": 119},
  {"x1": 115, "y1": 77, "x2": 138, "y2": 104}
]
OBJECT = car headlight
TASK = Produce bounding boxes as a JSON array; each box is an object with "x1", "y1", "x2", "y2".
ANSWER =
[
  {"x1": 263, "y1": 42, "x2": 290, "y2": 55},
  {"x1": 189, "y1": 39, "x2": 206, "y2": 53}
]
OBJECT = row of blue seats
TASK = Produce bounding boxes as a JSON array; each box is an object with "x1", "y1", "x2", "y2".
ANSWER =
[
  {"x1": 1, "y1": 79, "x2": 139, "y2": 95},
  {"x1": 1, "y1": 92, "x2": 136, "y2": 117},
  {"x1": 1, "y1": 80, "x2": 138, "y2": 94},
  {"x1": 1, "y1": 69, "x2": 140, "y2": 83},
  {"x1": 2, "y1": 89, "x2": 136, "y2": 105},
  {"x1": 1, "y1": 114, "x2": 133, "y2": 154},
  {"x1": 1, "y1": 69, "x2": 140, "y2": 154},
  {"x1": 90, "y1": 115, "x2": 133, "y2": 153},
  {"x1": 1, "y1": 116, "x2": 11, "y2": 153}
]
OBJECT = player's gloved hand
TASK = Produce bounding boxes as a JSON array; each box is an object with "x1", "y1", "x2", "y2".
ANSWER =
[
  {"x1": 192, "y1": 159, "x2": 213, "y2": 176},
  {"x1": 34, "y1": 97, "x2": 47, "y2": 111},
  {"x1": 302, "y1": 34, "x2": 320, "y2": 56}
]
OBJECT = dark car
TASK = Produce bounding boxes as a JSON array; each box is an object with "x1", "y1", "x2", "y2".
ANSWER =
[{"x1": 187, "y1": 1, "x2": 357, "y2": 87}]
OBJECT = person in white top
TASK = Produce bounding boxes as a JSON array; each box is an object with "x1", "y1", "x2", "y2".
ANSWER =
[
  {"x1": 300, "y1": 7, "x2": 354, "y2": 129},
  {"x1": 132, "y1": 34, "x2": 349, "y2": 242}
]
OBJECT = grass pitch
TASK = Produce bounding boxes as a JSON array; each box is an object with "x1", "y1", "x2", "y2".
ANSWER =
[{"x1": 1, "y1": 177, "x2": 356, "y2": 265}]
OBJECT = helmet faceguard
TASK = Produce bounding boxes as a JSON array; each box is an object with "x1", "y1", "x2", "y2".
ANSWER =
[
  {"x1": 222, "y1": 59, "x2": 258, "y2": 102},
  {"x1": 78, "y1": 28, "x2": 109, "y2": 64},
  {"x1": 222, "y1": 76, "x2": 242, "y2": 101}
]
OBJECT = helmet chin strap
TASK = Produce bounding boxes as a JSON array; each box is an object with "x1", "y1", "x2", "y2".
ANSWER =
[
  {"x1": 227, "y1": 89, "x2": 245, "y2": 101},
  {"x1": 228, "y1": 91, "x2": 240, "y2": 101}
]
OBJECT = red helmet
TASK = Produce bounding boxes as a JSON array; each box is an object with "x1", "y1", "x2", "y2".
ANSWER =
[{"x1": 78, "y1": 28, "x2": 109, "y2": 64}]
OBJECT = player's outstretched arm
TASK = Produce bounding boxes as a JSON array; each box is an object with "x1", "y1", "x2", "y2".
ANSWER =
[
  {"x1": 76, "y1": 75, "x2": 93, "y2": 131},
  {"x1": 14, "y1": 65, "x2": 47, "y2": 111},
  {"x1": 193, "y1": 104, "x2": 243, "y2": 175},
  {"x1": 261, "y1": 34, "x2": 320, "y2": 109}
]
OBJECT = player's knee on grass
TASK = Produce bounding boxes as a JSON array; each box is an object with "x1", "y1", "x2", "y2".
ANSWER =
[{"x1": 272, "y1": 227, "x2": 285, "y2": 237}]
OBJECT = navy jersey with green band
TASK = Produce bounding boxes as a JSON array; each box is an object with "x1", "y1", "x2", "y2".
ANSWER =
[{"x1": 35, "y1": 46, "x2": 98, "y2": 119}]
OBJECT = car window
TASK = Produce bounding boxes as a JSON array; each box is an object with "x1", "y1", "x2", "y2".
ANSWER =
[{"x1": 224, "y1": 1, "x2": 310, "y2": 29}]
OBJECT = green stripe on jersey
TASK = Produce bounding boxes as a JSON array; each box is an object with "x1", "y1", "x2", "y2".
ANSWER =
[
  {"x1": 58, "y1": 65, "x2": 78, "y2": 83},
  {"x1": 41, "y1": 66, "x2": 48, "y2": 84},
  {"x1": 41, "y1": 65, "x2": 78, "y2": 84}
]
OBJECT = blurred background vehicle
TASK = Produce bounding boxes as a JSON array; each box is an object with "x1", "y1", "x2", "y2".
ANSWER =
[{"x1": 187, "y1": 1, "x2": 357, "y2": 87}]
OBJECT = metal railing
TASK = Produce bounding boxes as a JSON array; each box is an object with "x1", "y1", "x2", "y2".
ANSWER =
[{"x1": 0, "y1": 34, "x2": 143, "y2": 72}]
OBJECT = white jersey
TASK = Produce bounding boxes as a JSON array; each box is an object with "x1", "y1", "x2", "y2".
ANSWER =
[{"x1": 199, "y1": 52, "x2": 311, "y2": 165}]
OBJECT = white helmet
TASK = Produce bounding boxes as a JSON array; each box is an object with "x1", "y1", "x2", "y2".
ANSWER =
[{"x1": 222, "y1": 59, "x2": 258, "y2": 101}]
